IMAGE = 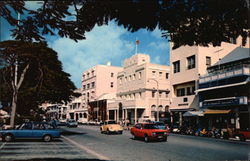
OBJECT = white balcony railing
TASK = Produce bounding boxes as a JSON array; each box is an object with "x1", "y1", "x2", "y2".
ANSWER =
[{"x1": 199, "y1": 65, "x2": 250, "y2": 84}]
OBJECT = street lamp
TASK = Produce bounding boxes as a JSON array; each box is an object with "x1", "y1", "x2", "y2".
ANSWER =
[{"x1": 147, "y1": 78, "x2": 159, "y2": 122}]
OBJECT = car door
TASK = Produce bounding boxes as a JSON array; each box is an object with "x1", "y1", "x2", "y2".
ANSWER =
[
  {"x1": 15, "y1": 122, "x2": 33, "y2": 138},
  {"x1": 133, "y1": 124, "x2": 142, "y2": 137},
  {"x1": 32, "y1": 123, "x2": 45, "y2": 138}
]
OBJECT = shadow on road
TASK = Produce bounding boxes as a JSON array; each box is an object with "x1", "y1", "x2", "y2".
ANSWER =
[
  {"x1": 13, "y1": 159, "x2": 107, "y2": 161},
  {"x1": 60, "y1": 130, "x2": 87, "y2": 136},
  {"x1": 129, "y1": 137, "x2": 167, "y2": 143},
  {"x1": 3, "y1": 139, "x2": 63, "y2": 142}
]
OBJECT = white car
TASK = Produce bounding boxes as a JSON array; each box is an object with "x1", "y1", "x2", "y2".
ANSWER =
[{"x1": 67, "y1": 119, "x2": 78, "y2": 127}]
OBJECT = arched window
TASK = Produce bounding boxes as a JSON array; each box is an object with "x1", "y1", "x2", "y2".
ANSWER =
[
  {"x1": 80, "y1": 113, "x2": 83, "y2": 118},
  {"x1": 165, "y1": 105, "x2": 169, "y2": 112},
  {"x1": 83, "y1": 113, "x2": 87, "y2": 118}
]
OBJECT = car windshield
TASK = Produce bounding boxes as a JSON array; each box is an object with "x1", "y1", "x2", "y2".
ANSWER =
[
  {"x1": 107, "y1": 121, "x2": 116, "y2": 124},
  {"x1": 155, "y1": 122, "x2": 166, "y2": 129},
  {"x1": 143, "y1": 124, "x2": 160, "y2": 129}
]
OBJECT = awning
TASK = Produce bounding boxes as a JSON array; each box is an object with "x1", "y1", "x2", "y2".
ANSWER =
[
  {"x1": 204, "y1": 109, "x2": 231, "y2": 114},
  {"x1": 183, "y1": 111, "x2": 204, "y2": 117}
]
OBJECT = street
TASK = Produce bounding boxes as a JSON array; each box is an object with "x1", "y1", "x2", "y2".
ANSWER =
[{"x1": 1, "y1": 125, "x2": 249, "y2": 161}]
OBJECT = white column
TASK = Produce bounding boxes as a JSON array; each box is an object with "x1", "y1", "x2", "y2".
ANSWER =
[
  {"x1": 125, "y1": 109, "x2": 128, "y2": 120},
  {"x1": 114, "y1": 110, "x2": 117, "y2": 121},
  {"x1": 235, "y1": 112, "x2": 240, "y2": 129},
  {"x1": 135, "y1": 108, "x2": 137, "y2": 124},
  {"x1": 122, "y1": 109, "x2": 125, "y2": 120},
  {"x1": 179, "y1": 112, "x2": 182, "y2": 126},
  {"x1": 117, "y1": 109, "x2": 119, "y2": 123}
]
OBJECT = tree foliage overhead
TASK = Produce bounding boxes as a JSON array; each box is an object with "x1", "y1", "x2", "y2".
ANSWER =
[
  {"x1": 0, "y1": 40, "x2": 77, "y2": 115},
  {"x1": 0, "y1": 0, "x2": 249, "y2": 49}
]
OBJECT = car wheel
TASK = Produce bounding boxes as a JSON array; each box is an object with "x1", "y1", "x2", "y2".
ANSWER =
[
  {"x1": 144, "y1": 135, "x2": 149, "y2": 142},
  {"x1": 119, "y1": 131, "x2": 123, "y2": 135},
  {"x1": 100, "y1": 128, "x2": 104, "y2": 134},
  {"x1": 239, "y1": 134, "x2": 246, "y2": 141},
  {"x1": 107, "y1": 129, "x2": 110, "y2": 135},
  {"x1": 4, "y1": 134, "x2": 13, "y2": 142},
  {"x1": 163, "y1": 137, "x2": 167, "y2": 142},
  {"x1": 43, "y1": 135, "x2": 52, "y2": 142},
  {"x1": 131, "y1": 134, "x2": 137, "y2": 140}
]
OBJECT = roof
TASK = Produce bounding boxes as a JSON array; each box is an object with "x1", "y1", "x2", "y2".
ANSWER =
[{"x1": 213, "y1": 47, "x2": 250, "y2": 66}]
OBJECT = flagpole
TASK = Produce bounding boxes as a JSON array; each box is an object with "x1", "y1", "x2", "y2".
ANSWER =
[{"x1": 135, "y1": 37, "x2": 138, "y2": 54}]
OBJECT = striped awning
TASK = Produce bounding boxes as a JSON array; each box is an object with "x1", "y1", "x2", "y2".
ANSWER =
[{"x1": 204, "y1": 109, "x2": 231, "y2": 114}]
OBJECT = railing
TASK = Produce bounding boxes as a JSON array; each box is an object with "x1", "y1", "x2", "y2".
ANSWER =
[{"x1": 199, "y1": 64, "x2": 250, "y2": 84}]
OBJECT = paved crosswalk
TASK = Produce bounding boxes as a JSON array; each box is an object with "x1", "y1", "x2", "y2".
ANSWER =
[{"x1": 0, "y1": 138, "x2": 96, "y2": 161}]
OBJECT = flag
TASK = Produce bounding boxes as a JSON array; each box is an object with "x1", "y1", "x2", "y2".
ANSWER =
[{"x1": 136, "y1": 40, "x2": 140, "y2": 45}]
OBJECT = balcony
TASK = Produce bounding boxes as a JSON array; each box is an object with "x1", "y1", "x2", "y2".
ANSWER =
[{"x1": 199, "y1": 65, "x2": 250, "y2": 89}]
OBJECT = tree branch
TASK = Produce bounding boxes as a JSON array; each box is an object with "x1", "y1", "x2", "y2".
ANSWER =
[{"x1": 17, "y1": 63, "x2": 29, "y2": 90}]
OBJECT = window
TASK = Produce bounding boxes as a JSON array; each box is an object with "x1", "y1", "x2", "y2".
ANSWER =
[
  {"x1": 166, "y1": 73, "x2": 169, "y2": 79},
  {"x1": 92, "y1": 82, "x2": 95, "y2": 88},
  {"x1": 83, "y1": 85, "x2": 86, "y2": 90},
  {"x1": 152, "y1": 71, "x2": 156, "y2": 77},
  {"x1": 187, "y1": 87, "x2": 192, "y2": 95},
  {"x1": 125, "y1": 77, "x2": 127, "y2": 82},
  {"x1": 87, "y1": 83, "x2": 90, "y2": 89},
  {"x1": 87, "y1": 73, "x2": 90, "y2": 78},
  {"x1": 159, "y1": 92, "x2": 162, "y2": 97},
  {"x1": 138, "y1": 92, "x2": 142, "y2": 99},
  {"x1": 133, "y1": 74, "x2": 136, "y2": 80},
  {"x1": 129, "y1": 75, "x2": 132, "y2": 81},
  {"x1": 206, "y1": 56, "x2": 211, "y2": 66},
  {"x1": 138, "y1": 72, "x2": 142, "y2": 79},
  {"x1": 91, "y1": 71, "x2": 94, "y2": 76},
  {"x1": 183, "y1": 97, "x2": 188, "y2": 102},
  {"x1": 119, "y1": 78, "x2": 122, "y2": 84},
  {"x1": 110, "y1": 82, "x2": 114, "y2": 88},
  {"x1": 191, "y1": 86, "x2": 195, "y2": 94},
  {"x1": 159, "y1": 72, "x2": 162, "y2": 77},
  {"x1": 230, "y1": 37, "x2": 237, "y2": 44},
  {"x1": 111, "y1": 73, "x2": 114, "y2": 77},
  {"x1": 173, "y1": 61, "x2": 180, "y2": 73},
  {"x1": 177, "y1": 88, "x2": 185, "y2": 97},
  {"x1": 152, "y1": 91, "x2": 156, "y2": 98},
  {"x1": 165, "y1": 92, "x2": 168, "y2": 98},
  {"x1": 187, "y1": 55, "x2": 196, "y2": 69}
]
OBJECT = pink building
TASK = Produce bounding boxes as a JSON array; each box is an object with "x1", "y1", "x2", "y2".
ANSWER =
[
  {"x1": 81, "y1": 64, "x2": 122, "y2": 122},
  {"x1": 108, "y1": 54, "x2": 171, "y2": 124},
  {"x1": 170, "y1": 37, "x2": 250, "y2": 126}
]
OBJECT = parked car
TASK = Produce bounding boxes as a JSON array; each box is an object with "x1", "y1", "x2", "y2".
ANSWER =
[
  {"x1": 67, "y1": 119, "x2": 78, "y2": 127},
  {"x1": 130, "y1": 123, "x2": 168, "y2": 142},
  {"x1": 0, "y1": 122, "x2": 61, "y2": 142},
  {"x1": 234, "y1": 129, "x2": 250, "y2": 141},
  {"x1": 100, "y1": 120, "x2": 123, "y2": 134}
]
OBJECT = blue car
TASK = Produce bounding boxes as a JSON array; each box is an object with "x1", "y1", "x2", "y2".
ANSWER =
[{"x1": 0, "y1": 122, "x2": 61, "y2": 142}]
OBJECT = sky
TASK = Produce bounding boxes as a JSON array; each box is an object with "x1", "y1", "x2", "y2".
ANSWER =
[{"x1": 0, "y1": 1, "x2": 170, "y2": 88}]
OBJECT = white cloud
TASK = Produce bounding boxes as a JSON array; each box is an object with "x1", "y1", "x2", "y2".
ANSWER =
[
  {"x1": 148, "y1": 41, "x2": 169, "y2": 50},
  {"x1": 152, "y1": 56, "x2": 161, "y2": 64},
  {"x1": 48, "y1": 23, "x2": 134, "y2": 88}
]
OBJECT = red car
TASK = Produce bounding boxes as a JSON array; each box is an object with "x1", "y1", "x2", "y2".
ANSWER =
[
  {"x1": 235, "y1": 130, "x2": 250, "y2": 141},
  {"x1": 130, "y1": 123, "x2": 168, "y2": 142}
]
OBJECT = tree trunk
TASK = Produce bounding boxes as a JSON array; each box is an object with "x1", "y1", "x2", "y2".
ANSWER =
[
  {"x1": 10, "y1": 89, "x2": 17, "y2": 128},
  {"x1": 9, "y1": 63, "x2": 30, "y2": 128}
]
